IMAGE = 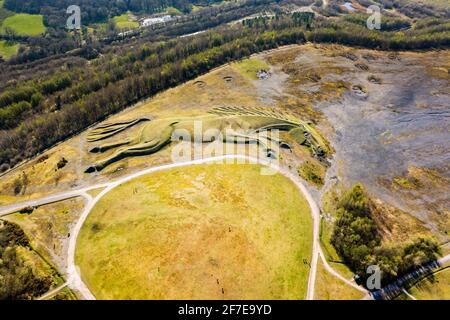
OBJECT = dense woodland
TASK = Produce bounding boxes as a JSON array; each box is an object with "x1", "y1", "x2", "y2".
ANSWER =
[
  {"x1": 0, "y1": 5, "x2": 449, "y2": 172},
  {"x1": 0, "y1": 1, "x2": 448, "y2": 297},
  {"x1": 331, "y1": 184, "x2": 441, "y2": 288},
  {"x1": 2, "y1": 0, "x2": 276, "y2": 64},
  {"x1": 1, "y1": 0, "x2": 446, "y2": 63}
]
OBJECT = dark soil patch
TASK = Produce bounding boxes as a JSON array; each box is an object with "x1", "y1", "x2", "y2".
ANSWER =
[
  {"x1": 368, "y1": 75, "x2": 382, "y2": 84},
  {"x1": 352, "y1": 85, "x2": 368, "y2": 98},
  {"x1": 355, "y1": 63, "x2": 369, "y2": 71},
  {"x1": 194, "y1": 80, "x2": 206, "y2": 88}
]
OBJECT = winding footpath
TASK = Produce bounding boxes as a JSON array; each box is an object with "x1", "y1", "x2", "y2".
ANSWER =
[
  {"x1": 0, "y1": 154, "x2": 363, "y2": 300},
  {"x1": 5, "y1": 154, "x2": 446, "y2": 300}
]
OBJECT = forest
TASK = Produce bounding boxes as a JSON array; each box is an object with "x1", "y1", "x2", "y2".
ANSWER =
[
  {"x1": 0, "y1": 220, "x2": 56, "y2": 299},
  {"x1": 0, "y1": 2, "x2": 449, "y2": 173},
  {"x1": 331, "y1": 184, "x2": 441, "y2": 288},
  {"x1": 3, "y1": 0, "x2": 224, "y2": 25}
]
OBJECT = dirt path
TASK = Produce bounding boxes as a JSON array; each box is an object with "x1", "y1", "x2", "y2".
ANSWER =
[
  {"x1": 36, "y1": 282, "x2": 68, "y2": 300},
  {"x1": 0, "y1": 154, "x2": 347, "y2": 300}
]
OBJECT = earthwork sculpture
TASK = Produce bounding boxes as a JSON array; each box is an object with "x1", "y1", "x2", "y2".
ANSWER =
[{"x1": 85, "y1": 106, "x2": 329, "y2": 173}]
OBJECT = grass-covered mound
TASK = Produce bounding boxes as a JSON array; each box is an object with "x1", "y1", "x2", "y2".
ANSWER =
[
  {"x1": 1, "y1": 13, "x2": 45, "y2": 36},
  {"x1": 76, "y1": 163, "x2": 313, "y2": 299}
]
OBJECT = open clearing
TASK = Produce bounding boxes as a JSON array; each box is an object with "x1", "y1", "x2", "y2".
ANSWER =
[
  {"x1": 76, "y1": 163, "x2": 313, "y2": 299},
  {"x1": 0, "y1": 40, "x2": 18, "y2": 59},
  {"x1": 232, "y1": 57, "x2": 270, "y2": 80},
  {"x1": 112, "y1": 12, "x2": 139, "y2": 30},
  {"x1": 1, "y1": 13, "x2": 46, "y2": 36},
  {"x1": 407, "y1": 267, "x2": 450, "y2": 300},
  {"x1": 4, "y1": 197, "x2": 86, "y2": 271},
  {"x1": 314, "y1": 259, "x2": 365, "y2": 300}
]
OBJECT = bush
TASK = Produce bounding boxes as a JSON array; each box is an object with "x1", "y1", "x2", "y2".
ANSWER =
[
  {"x1": 56, "y1": 157, "x2": 68, "y2": 170},
  {"x1": 331, "y1": 184, "x2": 441, "y2": 287},
  {"x1": 0, "y1": 221, "x2": 55, "y2": 300},
  {"x1": 298, "y1": 160, "x2": 325, "y2": 187}
]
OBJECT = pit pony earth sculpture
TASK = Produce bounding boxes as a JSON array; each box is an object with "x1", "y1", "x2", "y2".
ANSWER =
[{"x1": 85, "y1": 106, "x2": 329, "y2": 173}]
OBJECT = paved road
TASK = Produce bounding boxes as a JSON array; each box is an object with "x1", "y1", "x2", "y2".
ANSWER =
[
  {"x1": 0, "y1": 183, "x2": 109, "y2": 217},
  {"x1": 0, "y1": 192, "x2": 84, "y2": 217}
]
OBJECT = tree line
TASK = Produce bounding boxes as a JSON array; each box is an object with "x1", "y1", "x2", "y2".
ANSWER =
[
  {"x1": 0, "y1": 220, "x2": 56, "y2": 300},
  {"x1": 331, "y1": 184, "x2": 441, "y2": 288},
  {"x1": 0, "y1": 12, "x2": 448, "y2": 172}
]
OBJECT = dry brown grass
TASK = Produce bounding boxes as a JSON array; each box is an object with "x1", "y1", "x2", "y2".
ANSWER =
[
  {"x1": 314, "y1": 259, "x2": 365, "y2": 300},
  {"x1": 4, "y1": 197, "x2": 85, "y2": 270},
  {"x1": 76, "y1": 163, "x2": 313, "y2": 299}
]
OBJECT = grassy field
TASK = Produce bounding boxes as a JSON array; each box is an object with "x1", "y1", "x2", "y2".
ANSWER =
[
  {"x1": 4, "y1": 198, "x2": 85, "y2": 269},
  {"x1": 1, "y1": 13, "x2": 46, "y2": 36},
  {"x1": 0, "y1": 0, "x2": 13, "y2": 23},
  {"x1": 319, "y1": 218, "x2": 355, "y2": 279},
  {"x1": 46, "y1": 287, "x2": 78, "y2": 300},
  {"x1": 412, "y1": 0, "x2": 449, "y2": 9},
  {"x1": 0, "y1": 39, "x2": 18, "y2": 59},
  {"x1": 232, "y1": 57, "x2": 270, "y2": 80},
  {"x1": 298, "y1": 160, "x2": 326, "y2": 188},
  {"x1": 314, "y1": 259, "x2": 366, "y2": 300},
  {"x1": 86, "y1": 187, "x2": 106, "y2": 198},
  {"x1": 76, "y1": 163, "x2": 313, "y2": 299},
  {"x1": 166, "y1": 6, "x2": 183, "y2": 16},
  {"x1": 407, "y1": 267, "x2": 450, "y2": 300},
  {"x1": 112, "y1": 12, "x2": 139, "y2": 30},
  {"x1": 0, "y1": 219, "x2": 64, "y2": 299}
]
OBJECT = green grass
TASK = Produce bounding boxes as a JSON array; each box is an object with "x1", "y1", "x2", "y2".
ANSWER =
[
  {"x1": 5, "y1": 198, "x2": 85, "y2": 266},
  {"x1": 191, "y1": 5, "x2": 204, "y2": 12},
  {"x1": 0, "y1": 0, "x2": 14, "y2": 26},
  {"x1": 166, "y1": 6, "x2": 183, "y2": 16},
  {"x1": 407, "y1": 267, "x2": 450, "y2": 300},
  {"x1": 298, "y1": 160, "x2": 325, "y2": 188},
  {"x1": 412, "y1": 0, "x2": 449, "y2": 9},
  {"x1": 315, "y1": 259, "x2": 366, "y2": 300},
  {"x1": 0, "y1": 40, "x2": 18, "y2": 59},
  {"x1": 232, "y1": 57, "x2": 270, "y2": 80},
  {"x1": 1, "y1": 13, "x2": 46, "y2": 36},
  {"x1": 112, "y1": 12, "x2": 139, "y2": 30},
  {"x1": 76, "y1": 163, "x2": 313, "y2": 300},
  {"x1": 319, "y1": 187, "x2": 356, "y2": 280},
  {"x1": 393, "y1": 176, "x2": 423, "y2": 189},
  {"x1": 47, "y1": 287, "x2": 78, "y2": 300}
]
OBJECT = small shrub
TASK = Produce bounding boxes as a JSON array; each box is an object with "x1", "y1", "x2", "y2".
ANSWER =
[
  {"x1": 56, "y1": 157, "x2": 68, "y2": 170},
  {"x1": 298, "y1": 160, "x2": 325, "y2": 187},
  {"x1": 19, "y1": 206, "x2": 35, "y2": 215}
]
